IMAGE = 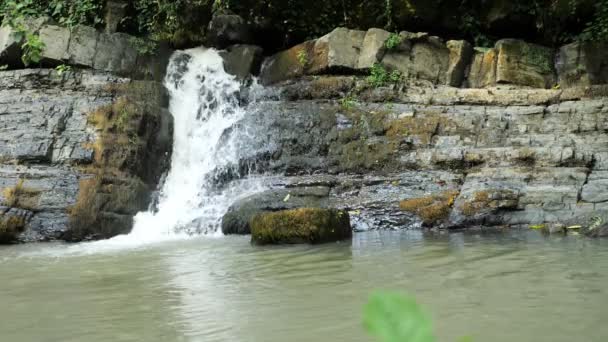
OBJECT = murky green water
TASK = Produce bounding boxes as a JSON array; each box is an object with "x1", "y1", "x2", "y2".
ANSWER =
[{"x1": 1, "y1": 230, "x2": 607, "y2": 342}]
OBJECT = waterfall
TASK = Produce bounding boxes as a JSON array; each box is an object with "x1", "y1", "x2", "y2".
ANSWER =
[{"x1": 106, "y1": 47, "x2": 266, "y2": 245}]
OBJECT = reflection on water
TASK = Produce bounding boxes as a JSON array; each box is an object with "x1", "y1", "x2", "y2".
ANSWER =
[{"x1": 1, "y1": 230, "x2": 608, "y2": 342}]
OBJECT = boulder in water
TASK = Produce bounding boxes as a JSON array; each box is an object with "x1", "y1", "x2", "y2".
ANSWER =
[
  {"x1": 222, "y1": 187, "x2": 330, "y2": 235},
  {"x1": 250, "y1": 208, "x2": 351, "y2": 245}
]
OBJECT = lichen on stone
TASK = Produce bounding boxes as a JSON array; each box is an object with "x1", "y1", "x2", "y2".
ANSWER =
[{"x1": 399, "y1": 190, "x2": 459, "y2": 226}]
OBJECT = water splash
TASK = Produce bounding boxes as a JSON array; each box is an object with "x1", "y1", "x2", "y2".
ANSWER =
[{"x1": 92, "y1": 47, "x2": 266, "y2": 248}]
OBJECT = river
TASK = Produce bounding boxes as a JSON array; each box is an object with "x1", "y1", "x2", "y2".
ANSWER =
[{"x1": 1, "y1": 230, "x2": 607, "y2": 342}]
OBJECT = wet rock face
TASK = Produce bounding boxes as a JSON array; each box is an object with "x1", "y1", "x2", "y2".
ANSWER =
[
  {"x1": 250, "y1": 208, "x2": 352, "y2": 245},
  {"x1": 223, "y1": 75, "x2": 608, "y2": 232},
  {"x1": 0, "y1": 69, "x2": 172, "y2": 243}
]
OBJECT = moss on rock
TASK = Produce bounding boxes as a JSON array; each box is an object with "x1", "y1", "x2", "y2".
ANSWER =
[
  {"x1": 250, "y1": 208, "x2": 352, "y2": 245},
  {"x1": 399, "y1": 190, "x2": 459, "y2": 226}
]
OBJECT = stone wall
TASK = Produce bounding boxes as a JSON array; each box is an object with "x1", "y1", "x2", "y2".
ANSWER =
[
  {"x1": 260, "y1": 27, "x2": 608, "y2": 89},
  {"x1": 0, "y1": 69, "x2": 172, "y2": 242}
]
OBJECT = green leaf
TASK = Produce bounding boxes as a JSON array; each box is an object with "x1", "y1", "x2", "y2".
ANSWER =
[{"x1": 364, "y1": 291, "x2": 435, "y2": 342}]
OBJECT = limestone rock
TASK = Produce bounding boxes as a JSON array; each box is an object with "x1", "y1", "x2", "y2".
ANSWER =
[
  {"x1": 309, "y1": 27, "x2": 366, "y2": 74},
  {"x1": 381, "y1": 32, "x2": 450, "y2": 84},
  {"x1": 581, "y1": 179, "x2": 608, "y2": 203},
  {"x1": 466, "y1": 48, "x2": 497, "y2": 88},
  {"x1": 495, "y1": 39, "x2": 556, "y2": 88},
  {"x1": 446, "y1": 40, "x2": 473, "y2": 87},
  {"x1": 221, "y1": 44, "x2": 263, "y2": 80},
  {"x1": 357, "y1": 28, "x2": 391, "y2": 70},
  {"x1": 68, "y1": 25, "x2": 99, "y2": 67},
  {"x1": 207, "y1": 14, "x2": 252, "y2": 49},
  {"x1": 259, "y1": 40, "x2": 315, "y2": 84},
  {"x1": 221, "y1": 186, "x2": 330, "y2": 235},
  {"x1": 556, "y1": 41, "x2": 608, "y2": 87},
  {"x1": 94, "y1": 32, "x2": 138, "y2": 75},
  {"x1": 39, "y1": 25, "x2": 71, "y2": 64},
  {"x1": 250, "y1": 208, "x2": 351, "y2": 245}
]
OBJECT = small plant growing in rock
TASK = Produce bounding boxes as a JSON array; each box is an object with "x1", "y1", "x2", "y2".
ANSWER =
[
  {"x1": 367, "y1": 63, "x2": 402, "y2": 87},
  {"x1": 55, "y1": 64, "x2": 71, "y2": 76},
  {"x1": 296, "y1": 49, "x2": 308, "y2": 67},
  {"x1": 339, "y1": 95, "x2": 357, "y2": 110},
  {"x1": 2, "y1": 179, "x2": 41, "y2": 210},
  {"x1": 384, "y1": 32, "x2": 402, "y2": 50},
  {"x1": 21, "y1": 31, "x2": 45, "y2": 67}
]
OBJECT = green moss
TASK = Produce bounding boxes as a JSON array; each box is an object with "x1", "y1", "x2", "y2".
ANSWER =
[{"x1": 251, "y1": 208, "x2": 352, "y2": 245}]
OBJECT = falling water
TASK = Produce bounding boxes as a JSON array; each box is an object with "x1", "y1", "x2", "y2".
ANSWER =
[{"x1": 105, "y1": 47, "x2": 266, "y2": 245}]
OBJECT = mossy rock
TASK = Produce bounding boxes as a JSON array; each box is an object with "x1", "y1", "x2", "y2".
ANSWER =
[
  {"x1": 399, "y1": 190, "x2": 459, "y2": 226},
  {"x1": 250, "y1": 208, "x2": 352, "y2": 245}
]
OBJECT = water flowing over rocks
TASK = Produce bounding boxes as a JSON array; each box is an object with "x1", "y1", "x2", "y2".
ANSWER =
[{"x1": 3, "y1": 20, "x2": 608, "y2": 243}]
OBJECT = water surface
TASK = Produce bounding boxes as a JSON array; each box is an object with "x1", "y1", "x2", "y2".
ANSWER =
[{"x1": 1, "y1": 230, "x2": 607, "y2": 342}]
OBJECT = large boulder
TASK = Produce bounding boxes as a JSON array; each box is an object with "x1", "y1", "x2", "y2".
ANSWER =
[
  {"x1": 357, "y1": 28, "x2": 391, "y2": 70},
  {"x1": 467, "y1": 40, "x2": 556, "y2": 88},
  {"x1": 260, "y1": 27, "x2": 366, "y2": 84},
  {"x1": 381, "y1": 32, "x2": 450, "y2": 84},
  {"x1": 495, "y1": 39, "x2": 555, "y2": 88},
  {"x1": 466, "y1": 48, "x2": 497, "y2": 88},
  {"x1": 556, "y1": 41, "x2": 608, "y2": 88},
  {"x1": 250, "y1": 208, "x2": 352, "y2": 245},
  {"x1": 446, "y1": 40, "x2": 473, "y2": 87},
  {"x1": 220, "y1": 44, "x2": 263, "y2": 80},
  {"x1": 221, "y1": 186, "x2": 330, "y2": 235},
  {"x1": 207, "y1": 14, "x2": 253, "y2": 49}
]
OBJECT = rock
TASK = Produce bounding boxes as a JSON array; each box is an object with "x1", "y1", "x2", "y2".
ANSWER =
[
  {"x1": 581, "y1": 215, "x2": 608, "y2": 237},
  {"x1": 0, "y1": 207, "x2": 32, "y2": 244},
  {"x1": 399, "y1": 190, "x2": 460, "y2": 226},
  {"x1": 93, "y1": 32, "x2": 138, "y2": 75},
  {"x1": 495, "y1": 39, "x2": 556, "y2": 88},
  {"x1": 309, "y1": 27, "x2": 366, "y2": 74},
  {"x1": 250, "y1": 208, "x2": 352, "y2": 245},
  {"x1": 556, "y1": 41, "x2": 608, "y2": 87},
  {"x1": 357, "y1": 28, "x2": 391, "y2": 70},
  {"x1": 381, "y1": 32, "x2": 450, "y2": 84},
  {"x1": 221, "y1": 186, "x2": 330, "y2": 235},
  {"x1": 105, "y1": 0, "x2": 128, "y2": 33},
  {"x1": 0, "y1": 69, "x2": 172, "y2": 242},
  {"x1": 259, "y1": 40, "x2": 315, "y2": 84},
  {"x1": 207, "y1": 14, "x2": 252, "y2": 49},
  {"x1": 221, "y1": 44, "x2": 263, "y2": 80},
  {"x1": 581, "y1": 179, "x2": 608, "y2": 203},
  {"x1": 466, "y1": 48, "x2": 497, "y2": 88},
  {"x1": 260, "y1": 27, "x2": 367, "y2": 84},
  {"x1": 68, "y1": 25, "x2": 99, "y2": 67},
  {"x1": 0, "y1": 17, "x2": 52, "y2": 67},
  {"x1": 39, "y1": 25, "x2": 71, "y2": 64},
  {"x1": 446, "y1": 40, "x2": 473, "y2": 87}
]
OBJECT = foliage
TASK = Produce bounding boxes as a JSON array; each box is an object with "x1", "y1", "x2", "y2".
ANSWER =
[
  {"x1": 0, "y1": 0, "x2": 103, "y2": 28},
  {"x1": 385, "y1": 32, "x2": 402, "y2": 50},
  {"x1": 364, "y1": 291, "x2": 435, "y2": 342},
  {"x1": 129, "y1": 37, "x2": 157, "y2": 56},
  {"x1": 580, "y1": 0, "x2": 608, "y2": 42},
  {"x1": 55, "y1": 64, "x2": 71, "y2": 76},
  {"x1": 367, "y1": 63, "x2": 401, "y2": 87},
  {"x1": 21, "y1": 31, "x2": 44, "y2": 66},
  {"x1": 339, "y1": 95, "x2": 357, "y2": 110},
  {"x1": 296, "y1": 49, "x2": 307, "y2": 67}
]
